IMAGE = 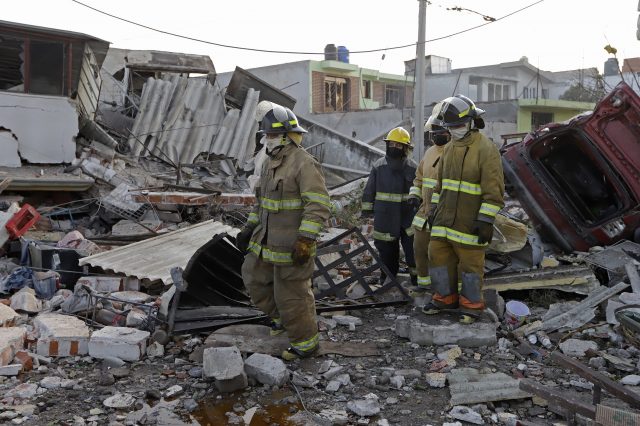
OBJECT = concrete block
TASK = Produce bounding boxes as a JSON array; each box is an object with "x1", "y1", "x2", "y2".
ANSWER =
[
  {"x1": 244, "y1": 353, "x2": 288, "y2": 386},
  {"x1": 0, "y1": 327, "x2": 26, "y2": 366},
  {"x1": 395, "y1": 315, "x2": 410, "y2": 338},
  {"x1": 409, "y1": 320, "x2": 497, "y2": 347},
  {"x1": 0, "y1": 303, "x2": 20, "y2": 327},
  {"x1": 89, "y1": 326, "x2": 149, "y2": 361},
  {"x1": 203, "y1": 346, "x2": 247, "y2": 393},
  {"x1": 425, "y1": 372, "x2": 447, "y2": 388},
  {"x1": 76, "y1": 276, "x2": 124, "y2": 293},
  {"x1": 10, "y1": 288, "x2": 42, "y2": 313},
  {"x1": 559, "y1": 339, "x2": 598, "y2": 357},
  {"x1": 0, "y1": 364, "x2": 22, "y2": 376},
  {"x1": 34, "y1": 314, "x2": 90, "y2": 357}
]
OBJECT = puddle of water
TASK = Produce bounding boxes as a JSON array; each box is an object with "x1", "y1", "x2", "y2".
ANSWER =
[{"x1": 192, "y1": 390, "x2": 303, "y2": 426}]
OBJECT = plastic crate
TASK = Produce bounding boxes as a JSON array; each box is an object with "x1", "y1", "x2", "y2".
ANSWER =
[{"x1": 5, "y1": 204, "x2": 41, "y2": 239}]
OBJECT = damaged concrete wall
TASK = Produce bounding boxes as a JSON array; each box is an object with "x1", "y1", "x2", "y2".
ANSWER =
[
  {"x1": 309, "y1": 108, "x2": 409, "y2": 143},
  {"x1": 0, "y1": 92, "x2": 78, "y2": 166}
]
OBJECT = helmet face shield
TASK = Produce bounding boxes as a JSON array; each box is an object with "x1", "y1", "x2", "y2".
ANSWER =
[
  {"x1": 258, "y1": 104, "x2": 307, "y2": 135},
  {"x1": 436, "y1": 95, "x2": 483, "y2": 128}
]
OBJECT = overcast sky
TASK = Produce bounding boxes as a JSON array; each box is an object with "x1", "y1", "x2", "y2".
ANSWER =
[{"x1": 5, "y1": 0, "x2": 640, "y2": 76}]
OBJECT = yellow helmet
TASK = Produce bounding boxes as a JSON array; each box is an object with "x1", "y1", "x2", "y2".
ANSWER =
[{"x1": 384, "y1": 127, "x2": 412, "y2": 146}]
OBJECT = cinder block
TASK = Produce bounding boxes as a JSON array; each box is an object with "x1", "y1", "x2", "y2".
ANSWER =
[
  {"x1": 409, "y1": 320, "x2": 497, "y2": 347},
  {"x1": 0, "y1": 327, "x2": 26, "y2": 366},
  {"x1": 89, "y1": 326, "x2": 150, "y2": 361},
  {"x1": 203, "y1": 346, "x2": 247, "y2": 393},
  {"x1": 244, "y1": 353, "x2": 288, "y2": 386},
  {"x1": 34, "y1": 313, "x2": 90, "y2": 357}
]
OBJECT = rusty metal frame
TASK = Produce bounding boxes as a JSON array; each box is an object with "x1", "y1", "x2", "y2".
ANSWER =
[
  {"x1": 313, "y1": 227, "x2": 410, "y2": 301},
  {"x1": 520, "y1": 351, "x2": 640, "y2": 424}
]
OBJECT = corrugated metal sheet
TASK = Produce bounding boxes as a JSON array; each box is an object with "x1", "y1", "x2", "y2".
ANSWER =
[
  {"x1": 78, "y1": 220, "x2": 238, "y2": 284},
  {"x1": 127, "y1": 76, "x2": 257, "y2": 167}
]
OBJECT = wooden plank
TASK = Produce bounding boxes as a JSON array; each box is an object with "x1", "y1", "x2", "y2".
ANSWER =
[
  {"x1": 205, "y1": 324, "x2": 380, "y2": 357},
  {"x1": 551, "y1": 352, "x2": 640, "y2": 409},
  {"x1": 0, "y1": 178, "x2": 12, "y2": 195},
  {"x1": 520, "y1": 379, "x2": 596, "y2": 419}
]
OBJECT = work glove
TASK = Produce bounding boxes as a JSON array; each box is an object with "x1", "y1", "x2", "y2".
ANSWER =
[
  {"x1": 406, "y1": 197, "x2": 421, "y2": 213},
  {"x1": 235, "y1": 227, "x2": 253, "y2": 254},
  {"x1": 292, "y1": 236, "x2": 316, "y2": 265},
  {"x1": 472, "y1": 220, "x2": 494, "y2": 245}
]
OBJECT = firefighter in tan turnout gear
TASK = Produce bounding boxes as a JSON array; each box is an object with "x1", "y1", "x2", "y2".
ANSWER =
[
  {"x1": 235, "y1": 104, "x2": 332, "y2": 360},
  {"x1": 408, "y1": 105, "x2": 450, "y2": 294},
  {"x1": 422, "y1": 95, "x2": 505, "y2": 323}
]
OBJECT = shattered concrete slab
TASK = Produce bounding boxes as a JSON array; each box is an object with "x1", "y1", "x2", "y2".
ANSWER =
[
  {"x1": 447, "y1": 368, "x2": 531, "y2": 405},
  {"x1": 406, "y1": 318, "x2": 497, "y2": 347},
  {"x1": 34, "y1": 314, "x2": 90, "y2": 357},
  {"x1": 0, "y1": 92, "x2": 78, "y2": 165},
  {"x1": 89, "y1": 326, "x2": 150, "y2": 361},
  {"x1": 0, "y1": 130, "x2": 21, "y2": 167}
]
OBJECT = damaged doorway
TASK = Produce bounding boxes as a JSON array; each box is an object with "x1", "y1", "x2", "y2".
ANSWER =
[{"x1": 531, "y1": 130, "x2": 625, "y2": 225}]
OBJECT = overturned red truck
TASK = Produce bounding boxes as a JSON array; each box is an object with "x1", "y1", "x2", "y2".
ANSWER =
[{"x1": 502, "y1": 82, "x2": 640, "y2": 253}]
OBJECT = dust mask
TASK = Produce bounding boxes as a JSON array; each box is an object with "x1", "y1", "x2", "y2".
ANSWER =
[
  {"x1": 265, "y1": 135, "x2": 288, "y2": 156},
  {"x1": 449, "y1": 123, "x2": 470, "y2": 141}
]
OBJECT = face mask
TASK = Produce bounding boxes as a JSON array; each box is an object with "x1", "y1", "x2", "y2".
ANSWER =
[
  {"x1": 386, "y1": 146, "x2": 405, "y2": 159},
  {"x1": 449, "y1": 124, "x2": 469, "y2": 141},
  {"x1": 265, "y1": 135, "x2": 287, "y2": 156},
  {"x1": 432, "y1": 133, "x2": 450, "y2": 146}
]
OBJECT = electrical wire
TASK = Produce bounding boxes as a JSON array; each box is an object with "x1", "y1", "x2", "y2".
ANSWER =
[{"x1": 72, "y1": 0, "x2": 544, "y2": 55}]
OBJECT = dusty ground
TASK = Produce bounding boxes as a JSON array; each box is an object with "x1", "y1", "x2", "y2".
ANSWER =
[{"x1": 2, "y1": 298, "x2": 640, "y2": 426}]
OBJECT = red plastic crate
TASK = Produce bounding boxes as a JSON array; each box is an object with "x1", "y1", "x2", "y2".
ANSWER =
[{"x1": 5, "y1": 204, "x2": 41, "y2": 239}]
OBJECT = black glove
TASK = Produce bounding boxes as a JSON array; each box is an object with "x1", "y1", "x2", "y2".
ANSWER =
[
  {"x1": 473, "y1": 220, "x2": 494, "y2": 245},
  {"x1": 235, "y1": 227, "x2": 253, "y2": 253},
  {"x1": 427, "y1": 208, "x2": 437, "y2": 228},
  {"x1": 407, "y1": 197, "x2": 421, "y2": 212}
]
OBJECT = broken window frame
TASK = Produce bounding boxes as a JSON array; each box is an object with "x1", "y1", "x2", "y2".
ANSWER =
[
  {"x1": 0, "y1": 31, "x2": 76, "y2": 97},
  {"x1": 384, "y1": 84, "x2": 404, "y2": 108},
  {"x1": 362, "y1": 79, "x2": 372, "y2": 99},
  {"x1": 530, "y1": 111, "x2": 554, "y2": 131},
  {"x1": 324, "y1": 75, "x2": 349, "y2": 112}
]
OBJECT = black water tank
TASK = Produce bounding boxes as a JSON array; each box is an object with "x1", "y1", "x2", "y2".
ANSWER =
[
  {"x1": 604, "y1": 58, "x2": 619, "y2": 77},
  {"x1": 324, "y1": 44, "x2": 337, "y2": 61}
]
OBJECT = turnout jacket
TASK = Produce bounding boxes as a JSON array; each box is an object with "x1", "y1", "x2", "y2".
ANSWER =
[
  {"x1": 430, "y1": 130, "x2": 504, "y2": 248},
  {"x1": 410, "y1": 144, "x2": 445, "y2": 231},
  {"x1": 246, "y1": 143, "x2": 332, "y2": 264},
  {"x1": 362, "y1": 155, "x2": 417, "y2": 241}
]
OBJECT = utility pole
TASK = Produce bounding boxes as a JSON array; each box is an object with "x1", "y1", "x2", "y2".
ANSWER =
[{"x1": 413, "y1": 0, "x2": 427, "y2": 162}]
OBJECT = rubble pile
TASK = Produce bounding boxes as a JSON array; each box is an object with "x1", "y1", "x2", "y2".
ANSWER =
[{"x1": 0, "y1": 23, "x2": 639, "y2": 426}]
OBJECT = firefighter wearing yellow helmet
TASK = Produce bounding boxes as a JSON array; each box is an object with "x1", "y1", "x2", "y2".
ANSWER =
[
  {"x1": 362, "y1": 126, "x2": 418, "y2": 286},
  {"x1": 236, "y1": 104, "x2": 331, "y2": 361}
]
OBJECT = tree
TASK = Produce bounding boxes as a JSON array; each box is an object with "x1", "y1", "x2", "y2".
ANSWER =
[{"x1": 560, "y1": 70, "x2": 606, "y2": 103}]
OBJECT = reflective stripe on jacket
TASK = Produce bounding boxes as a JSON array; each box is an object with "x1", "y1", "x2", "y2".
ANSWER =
[
  {"x1": 411, "y1": 144, "x2": 444, "y2": 230},
  {"x1": 362, "y1": 155, "x2": 417, "y2": 240},
  {"x1": 430, "y1": 131, "x2": 504, "y2": 248},
  {"x1": 246, "y1": 143, "x2": 331, "y2": 264}
]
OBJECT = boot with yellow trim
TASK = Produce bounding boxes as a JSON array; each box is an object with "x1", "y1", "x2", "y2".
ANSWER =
[
  {"x1": 421, "y1": 300, "x2": 458, "y2": 315},
  {"x1": 269, "y1": 319, "x2": 285, "y2": 336},
  {"x1": 281, "y1": 344, "x2": 319, "y2": 361}
]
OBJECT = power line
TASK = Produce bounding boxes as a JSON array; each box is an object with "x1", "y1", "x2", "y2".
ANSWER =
[{"x1": 72, "y1": 0, "x2": 544, "y2": 55}]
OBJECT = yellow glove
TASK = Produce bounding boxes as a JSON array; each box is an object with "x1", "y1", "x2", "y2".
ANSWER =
[{"x1": 291, "y1": 236, "x2": 315, "y2": 265}]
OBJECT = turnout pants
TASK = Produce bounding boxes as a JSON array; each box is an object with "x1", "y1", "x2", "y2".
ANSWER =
[
  {"x1": 374, "y1": 229, "x2": 416, "y2": 283},
  {"x1": 241, "y1": 253, "x2": 319, "y2": 355},
  {"x1": 428, "y1": 239, "x2": 485, "y2": 311},
  {"x1": 413, "y1": 227, "x2": 431, "y2": 289}
]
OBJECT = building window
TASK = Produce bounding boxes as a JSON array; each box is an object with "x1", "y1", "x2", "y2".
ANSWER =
[
  {"x1": 362, "y1": 80, "x2": 372, "y2": 99},
  {"x1": 503, "y1": 85, "x2": 511, "y2": 100},
  {"x1": 0, "y1": 35, "x2": 69, "y2": 96},
  {"x1": 488, "y1": 83, "x2": 495, "y2": 101},
  {"x1": 385, "y1": 84, "x2": 404, "y2": 108},
  {"x1": 542, "y1": 88, "x2": 549, "y2": 99},
  {"x1": 523, "y1": 87, "x2": 529, "y2": 99},
  {"x1": 324, "y1": 76, "x2": 349, "y2": 112},
  {"x1": 531, "y1": 112, "x2": 554, "y2": 130}
]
